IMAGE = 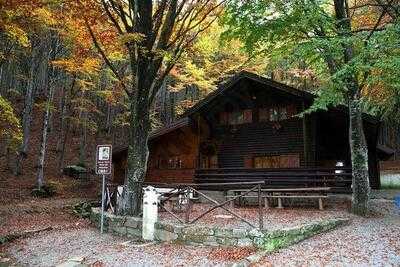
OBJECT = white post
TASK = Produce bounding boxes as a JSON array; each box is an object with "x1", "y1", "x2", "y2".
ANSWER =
[
  {"x1": 142, "y1": 186, "x2": 159, "y2": 241},
  {"x1": 100, "y1": 174, "x2": 106, "y2": 234}
]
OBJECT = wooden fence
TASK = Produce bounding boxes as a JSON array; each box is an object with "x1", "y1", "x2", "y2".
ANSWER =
[{"x1": 194, "y1": 167, "x2": 352, "y2": 193}]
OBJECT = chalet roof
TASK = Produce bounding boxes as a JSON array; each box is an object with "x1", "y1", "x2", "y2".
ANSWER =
[
  {"x1": 149, "y1": 117, "x2": 190, "y2": 139},
  {"x1": 182, "y1": 71, "x2": 315, "y2": 117},
  {"x1": 182, "y1": 70, "x2": 379, "y2": 124}
]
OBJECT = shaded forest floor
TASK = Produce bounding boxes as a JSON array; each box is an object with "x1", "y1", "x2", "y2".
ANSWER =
[{"x1": 0, "y1": 102, "x2": 104, "y2": 264}]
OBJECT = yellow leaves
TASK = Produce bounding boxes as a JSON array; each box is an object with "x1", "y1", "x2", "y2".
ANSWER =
[
  {"x1": 3, "y1": 24, "x2": 30, "y2": 47},
  {"x1": 31, "y1": 7, "x2": 57, "y2": 26},
  {"x1": 171, "y1": 22, "x2": 266, "y2": 95},
  {"x1": 81, "y1": 57, "x2": 101, "y2": 74},
  {"x1": 52, "y1": 57, "x2": 101, "y2": 76},
  {"x1": 117, "y1": 33, "x2": 145, "y2": 45},
  {"x1": 0, "y1": 96, "x2": 22, "y2": 151}
]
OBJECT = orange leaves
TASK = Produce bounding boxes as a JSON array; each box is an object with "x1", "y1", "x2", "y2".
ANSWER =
[
  {"x1": 350, "y1": 0, "x2": 393, "y2": 30},
  {"x1": 52, "y1": 57, "x2": 101, "y2": 76}
]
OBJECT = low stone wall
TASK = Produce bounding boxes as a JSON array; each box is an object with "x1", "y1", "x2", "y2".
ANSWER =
[{"x1": 90, "y1": 208, "x2": 348, "y2": 249}]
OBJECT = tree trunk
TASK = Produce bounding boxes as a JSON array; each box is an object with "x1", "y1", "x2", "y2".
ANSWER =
[
  {"x1": 349, "y1": 98, "x2": 370, "y2": 215},
  {"x1": 56, "y1": 85, "x2": 66, "y2": 153},
  {"x1": 117, "y1": 98, "x2": 151, "y2": 216},
  {"x1": 36, "y1": 85, "x2": 54, "y2": 189},
  {"x1": 332, "y1": 0, "x2": 371, "y2": 216},
  {"x1": 14, "y1": 42, "x2": 39, "y2": 175},
  {"x1": 58, "y1": 123, "x2": 70, "y2": 172},
  {"x1": 79, "y1": 112, "x2": 87, "y2": 167},
  {"x1": 36, "y1": 33, "x2": 58, "y2": 188}
]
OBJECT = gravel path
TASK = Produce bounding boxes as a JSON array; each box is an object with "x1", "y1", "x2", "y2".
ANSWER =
[
  {"x1": 159, "y1": 199, "x2": 352, "y2": 230},
  {"x1": 5, "y1": 228, "x2": 245, "y2": 266},
  {"x1": 258, "y1": 199, "x2": 400, "y2": 266},
  {"x1": 5, "y1": 198, "x2": 400, "y2": 266}
]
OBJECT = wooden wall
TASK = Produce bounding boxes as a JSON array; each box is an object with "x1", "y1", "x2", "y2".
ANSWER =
[
  {"x1": 214, "y1": 118, "x2": 306, "y2": 168},
  {"x1": 146, "y1": 125, "x2": 198, "y2": 183}
]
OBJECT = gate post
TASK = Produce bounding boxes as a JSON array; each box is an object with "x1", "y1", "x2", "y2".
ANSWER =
[
  {"x1": 142, "y1": 186, "x2": 158, "y2": 240},
  {"x1": 258, "y1": 183, "x2": 263, "y2": 230}
]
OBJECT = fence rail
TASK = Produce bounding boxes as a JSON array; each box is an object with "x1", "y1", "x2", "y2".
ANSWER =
[
  {"x1": 156, "y1": 181, "x2": 265, "y2": 230},
  {"x1": 106, "y1": 181, "x2": 266, "y2": 230},
  {"x1": 194, "y1": 167, "x2": 352, "y2": 193}
]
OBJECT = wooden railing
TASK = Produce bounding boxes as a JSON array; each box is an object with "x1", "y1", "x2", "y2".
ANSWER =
[
  {"x1": 194, "y1": 167, "x2": 352, "y2": 193},
  {"x1": 151, "y1": 181, "x2": 265, "y2": 230}
]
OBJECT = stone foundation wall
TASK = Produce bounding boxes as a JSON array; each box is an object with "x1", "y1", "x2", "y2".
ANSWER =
[{"x1": 90, "y1": 208, "x2": 348, "y2": 249}]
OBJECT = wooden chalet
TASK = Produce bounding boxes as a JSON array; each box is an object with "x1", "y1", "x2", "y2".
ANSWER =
[{"x1": 112, "y1": 71, "x2": 388, "y2": 191}]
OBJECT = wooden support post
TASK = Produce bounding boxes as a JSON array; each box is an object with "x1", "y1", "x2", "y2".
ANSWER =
[
  {"x1": 277, "y1": 197, "x2": 283, "y2": 209},
  {"x1": 264, "y1": 197, "x2": 269, "y2": 209},
  {"x1": 229, "y1": 191, "x2": 235, "y2": 209},
  {"x1": 318, "y1": 198, "x2": 323, "y2": 210},
  {"x1": 258, "y1": 184, "x2": 263, "y2": 230}
]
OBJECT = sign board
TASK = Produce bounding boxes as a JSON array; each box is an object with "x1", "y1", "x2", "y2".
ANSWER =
[{"x1": 96, "y1": 145, "x2": 112, "y2": 175}]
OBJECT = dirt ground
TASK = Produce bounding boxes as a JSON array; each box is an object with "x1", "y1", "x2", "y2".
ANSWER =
[
  {"x1": 159, "y1": 198, "x2": 353, "y2": 230},
  {"x1": 4, "y1": 228, "x2": 256, "y2": 266},
  {"x1": 257, "y1": 199, "x2": 400, "y2": 267},
  {"x1": 1, "y1": 196, "x2": 399, "y2": 266}
]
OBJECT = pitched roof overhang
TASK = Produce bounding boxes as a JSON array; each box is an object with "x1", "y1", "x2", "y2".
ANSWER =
[
  {"x1": 112, "y1": 117, "x2": 190, "y2": 159},
  {"x1": 182, "y1": 71, "x2": 315, "y2": 117}
]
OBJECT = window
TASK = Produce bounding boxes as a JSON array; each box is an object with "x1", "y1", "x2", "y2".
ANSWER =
[
  {"x1": 220, "y1": 109, "x2": 252, "y2": 125},
  {"x1": 269, "y1": 107, "x2": 279, "y2": 121},
  {"x1": 201, "y1": 155, "x2": 218, "y2": 169},
  {"x1": 254, "y1": 155, "x2": 280, "y2": 168},
  {"x1": 243, "y1": 109, "x2": 253, "y2": 123},
  {"x1": 259, "y1": 104, "x2": 296, "y2": 122},
  {"x1": 253, "y1": 154, "x2": 300, "y2": 168},
  {"x1": 229, "y1": 111, "x2": 244, "y2": 125},
  {"x1": 280, "y1": 106, "x2": 288, "y2": 120},
  {"x1": 168, "y1": 156, "x2": 182, "y2": 169}
]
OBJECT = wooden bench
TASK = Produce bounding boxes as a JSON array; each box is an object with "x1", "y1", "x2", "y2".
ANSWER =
[{"x1": 227, "y1": 187, "x2": 331, "y2": 210}]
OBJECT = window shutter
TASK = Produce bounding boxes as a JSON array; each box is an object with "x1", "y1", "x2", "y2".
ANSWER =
[
  {"x1": 279, "y1": 154, "x2": 300, "y2": 168},
  {"x1": 243, "y1": 109, "x2": 253, "y2": 123},
  {"x1": 244, "y1": 156, "x2": 253, "y2": 168}
]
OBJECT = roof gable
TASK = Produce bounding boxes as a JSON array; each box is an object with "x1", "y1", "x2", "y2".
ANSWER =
[{"x1": 183, "y1": 71, "x2": 315, "y2": 117}]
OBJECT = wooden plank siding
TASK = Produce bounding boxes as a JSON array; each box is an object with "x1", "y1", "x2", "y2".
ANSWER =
[
  {"x1": 214, "y1": 118, "x2": 306, "y2": 168},
  {"x1": 146, "y1": 125, "x2": 198, "y2": 184}
]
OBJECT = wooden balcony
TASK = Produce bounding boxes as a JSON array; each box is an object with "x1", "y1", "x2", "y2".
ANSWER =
[{"x1": 194, "y1": 167, "x2": 352, "y2": 193}]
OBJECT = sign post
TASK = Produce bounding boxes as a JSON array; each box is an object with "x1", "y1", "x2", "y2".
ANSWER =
[{"x1": 96, "y1": 144, "x2": 112, "y2": 234}]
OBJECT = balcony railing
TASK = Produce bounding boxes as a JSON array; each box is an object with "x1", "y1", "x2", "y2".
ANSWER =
[{"x1": 194, "y1": 167, "x2": 352, "y2": 193}]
